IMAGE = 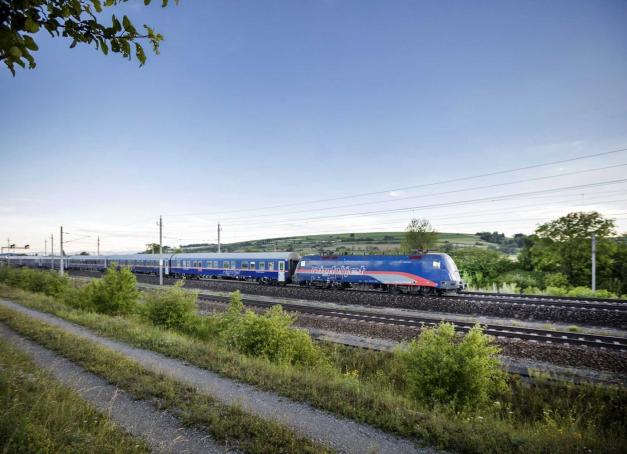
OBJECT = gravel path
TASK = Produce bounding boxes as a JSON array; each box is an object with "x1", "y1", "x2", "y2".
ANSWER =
[
  {"x1": 0, "y1": 323, "x2": 226, "y2": 454},
  {"x1": 0, "y1": 299, "x2": 433, "y2": 454}
]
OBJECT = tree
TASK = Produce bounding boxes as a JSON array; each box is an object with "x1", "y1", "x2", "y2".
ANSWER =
[
  {"x1": 1, "y1": 0, "x2": 178, "y2": 75},
  {"x1": 449, "y1": 247, "x2": 513, "y2": 289},
  {"x1": 401, "y1": 218, "x2": 437, "y2": 253},
  {"x1": 524, "y1": 212, "x2": 617, "y2": 288}
]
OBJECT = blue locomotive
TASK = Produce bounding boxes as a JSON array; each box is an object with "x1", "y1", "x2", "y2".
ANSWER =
[{"x1": 294, "y1": 253, "x2": 464, "y2": 294}]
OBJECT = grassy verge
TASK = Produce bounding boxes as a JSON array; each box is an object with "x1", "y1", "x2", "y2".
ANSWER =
[
  {"x1": 1, "y1": 285, "x2": 625, "y2": 453},
  {"x1": 0, "y1": 303, "x2": 331, "y2": 454},
  {"x1": 0, "y1": 337, "x2": 150, "y2": 454}
]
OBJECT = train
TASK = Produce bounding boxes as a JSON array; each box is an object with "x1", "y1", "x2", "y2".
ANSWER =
[{"x1": 0, "y1": 251, "x2": 465, "y2": 294}]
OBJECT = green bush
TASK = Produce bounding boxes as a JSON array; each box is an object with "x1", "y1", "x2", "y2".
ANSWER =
[
  {"x1": 143, "y1": 280, "x2": 198, "y2": 331},
  {"x1": 395, "y1": 322, "x2": 506, "y2": 411},
  {"x1": 81, "y1": 265, "x2": 139, "y2": 316},
  {"x1": 0, "y1": 266, "x2": 70, "y2": 297},
  {"x1": 543, "y1": 272, "x2": 569, "y2": 288},
  {"x1": 214, "y1": 291, "x2": 321, "y2": 365}
]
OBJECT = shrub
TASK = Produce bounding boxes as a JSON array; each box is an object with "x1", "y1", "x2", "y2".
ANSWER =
[
  {"x1": 543, "y1": 272, "x2": 569, "y2": 289},
  {"x1": 566, "y1": 286, "x2": 617, "y2": 299},
  {"x1": 81, "y1": 265, "x2": 139, "y2": 315},
  {"x1": 395, "y1": 322, "x2": 506, "y2": 411},
  {"x1": 143, "y1": 280, "x2": 198, "y2": 330},
  {"x1": 214, "y1": 291, "x2": 321, "y2": 365},
  {"x1": 0, "y1": 266, "x2": 70, "y2": 297}
]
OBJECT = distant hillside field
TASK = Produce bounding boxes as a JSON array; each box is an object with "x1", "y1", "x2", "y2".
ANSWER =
[{"x1": 178, "y1": 232, "x2": 498, "y2": 255}]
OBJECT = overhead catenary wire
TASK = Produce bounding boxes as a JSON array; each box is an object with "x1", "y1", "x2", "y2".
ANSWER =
[
  {"x1": 162, "y1": 147, "x2": 627, "y2": 218},
  {"x1": 184, "y1": 163, "x2": 627, "y2": 225}
]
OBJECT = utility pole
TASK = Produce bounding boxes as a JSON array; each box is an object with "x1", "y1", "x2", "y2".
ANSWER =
[
  {"x1": 97, "y1": 236, "x2": 100, "y2": 256},
  {"x1": 591, "y1": 234, "x2": 596, "y2": 292},
  {"x1": 50, "y1": 233, "x2": 54, "y2": 269},
  {"x1": 59, "y1": 226, "x2": 64, "y2": 276},
  {"x1": 159, "y1": 216, "x2": 163, "y2": 286},
  {"x1": 217, "y1": 223, "x2": 222, "y2": 253}
]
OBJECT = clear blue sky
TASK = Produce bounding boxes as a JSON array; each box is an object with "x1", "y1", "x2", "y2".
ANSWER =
[{"x1": 1, "y1": 0, "x2": 626, "y2": 253}]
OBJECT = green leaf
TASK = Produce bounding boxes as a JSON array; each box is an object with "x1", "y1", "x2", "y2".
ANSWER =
[
  {"x1": 8, "y1": 46, "x2": 22, "y2": 59},
  {"x1": 122, "y1": 16, "x2": 137, "y2": 35},
  {"x1": 144, "y1": 0, "x2": 152, "y2": 4},
  {"x1": 98, "y1": 37, "x2": 109, "y2": 55},
  {"x1": 23, "y1": 36, "x2": 39, "y2": 51},
  {"x1": 135, "y1": 43, "x2": 146, "y2": 65},
  {"x1": 112, "y1": 15, "x2": 121, "y2": 33},
  {"x1": 24, "y1": 18, "x2": 40, "y2": 33},
  {"x1": 92, "y1": 0, "x2": 103, "y2": 13}
]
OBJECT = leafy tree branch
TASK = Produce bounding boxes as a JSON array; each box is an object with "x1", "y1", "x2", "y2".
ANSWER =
[{"x1": 0, "y1": 0, "x2": 178, "y2": 75}]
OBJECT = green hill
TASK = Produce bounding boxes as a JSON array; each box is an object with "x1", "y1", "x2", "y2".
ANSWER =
[{"x1": 178, "y1": 232, "x2": 498, "y2": 255}]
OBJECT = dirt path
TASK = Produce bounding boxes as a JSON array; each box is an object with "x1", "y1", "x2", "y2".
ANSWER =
[
  {"x1": 0, "y1": 323, "x2": 227, "y2": 453},
  {"x1": 0, "y1": 299, "x2": 433, "y2": 454}
]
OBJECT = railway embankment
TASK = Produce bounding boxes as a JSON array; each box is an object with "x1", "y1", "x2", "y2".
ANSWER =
[
  {"x1": 196, "y1": 296, "x2": 627, "y2": 376},
  {"x1": 116, "y1": 272, "x2": 627, "y2": 329}
]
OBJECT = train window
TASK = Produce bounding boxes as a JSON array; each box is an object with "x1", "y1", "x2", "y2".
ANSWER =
[
  {"x1": 250, "y1": 261, "x2": 255, "y2": 270},
  {"x1": 268, "y1": 261, "x2": 274, "y2": 271},
  {"x1": 242, "y1": 261, "x2": 248, "y2": 269},
  {"x1": 258, "y1": 261, "x2": 265, "y2": 270},
  {"x1": 278, "y1": 261, "x2": 285, "y2": 271},
  {"x1": 223, "y1": 261, "x2": 229, "y2": 269},
  {"x1": 433, "y1": 260, "x2": 441, "y2": 269}
]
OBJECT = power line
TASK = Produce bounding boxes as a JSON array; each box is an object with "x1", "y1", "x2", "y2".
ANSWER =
[
  {"x1": 162, "y1": 146, "x2": 627, "y2": 218},
  {"x1": 193, "y1": 163, "x2": 627, "y2": 224},
  {"x1": 201, "y1": 178, "x2": 627, "y2": 228}
]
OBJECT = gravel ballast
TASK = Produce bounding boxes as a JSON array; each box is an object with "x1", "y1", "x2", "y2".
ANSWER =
[
  {"x1": 117, "y1": 273, "x2": 626, "y2": 329},
  {"x1": 0, "y1": 298, "x2": 433, "y2": 454},
  {"x1": 0, "y1": 323, "x2": 225, "y2": 454}
]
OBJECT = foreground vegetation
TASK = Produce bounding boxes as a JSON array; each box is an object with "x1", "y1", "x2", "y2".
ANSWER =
[
  {"x1": 0, "y1": 338, "x2": 150, "y2": 454},
  {"x1": 0, "y1": 304, "x2": 330, "y2": 454},
  {"x1": 1, "y1": 266, "x2": 625, "y2": 453}
]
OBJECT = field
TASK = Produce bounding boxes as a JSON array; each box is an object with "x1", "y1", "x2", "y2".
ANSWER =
[{"x1": 180, "y1": 231, "x2": 497, "y2": 255}]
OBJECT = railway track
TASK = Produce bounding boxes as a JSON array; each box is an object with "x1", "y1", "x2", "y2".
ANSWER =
[
  {"x1": 452, "y1": 292, "x2": 626, "y2": 311},
  {"x1": 197, "y1": 293, "x2": 627, "y2": 351},
  {"x1": 67, "y1": 269, "x2": 627, "y2": 313}
]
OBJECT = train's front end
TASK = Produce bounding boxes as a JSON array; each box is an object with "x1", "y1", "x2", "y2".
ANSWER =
[{"x1": 434, "y1": 253, "x2": 465, "y2": 292}]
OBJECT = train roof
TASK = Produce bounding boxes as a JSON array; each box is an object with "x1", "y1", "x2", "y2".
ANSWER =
[
  {"x1": 301, "y1": 253, "x2": 452, "y2": 260},
  {"x1": 172, "y1": 252, "x2": 301, "y2": 260},
  {"x1": 68, "y1": 254, "x2": 173, "y2": 260}
]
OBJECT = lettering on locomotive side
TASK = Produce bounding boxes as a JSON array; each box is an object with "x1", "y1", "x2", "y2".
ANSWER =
[{"x1": 310, "y1": 265, "x2": 367, "y2": 276}]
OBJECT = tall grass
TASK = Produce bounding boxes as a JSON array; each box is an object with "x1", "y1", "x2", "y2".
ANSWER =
[
  {"x1": 0, "y1": 305, "x2": 331, "y2": 454},
  {"x1": 0, "y1": 338, "x2": 150, "y2": 454}
]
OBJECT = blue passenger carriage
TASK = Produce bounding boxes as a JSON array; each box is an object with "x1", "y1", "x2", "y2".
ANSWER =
[
  {"x1": 170, "y1": 252, "x2": 301, "y2": 284},
  {"x1": 294, "y1": 253, "x2": 464, "y2": 293},
  {"x1": 102, "y1": 254, "x2": 173, "y2": 275}
]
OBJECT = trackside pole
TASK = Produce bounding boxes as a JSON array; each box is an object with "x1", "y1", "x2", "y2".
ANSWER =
[
  {"x1": 591, "y1": 234, "x2": 596, "y2": 292},
  {"x1": 159, "y1": 216, "x2": 163, "y2": 286},
  {"x1": 59, "y1": 226, "x2": 64, "y2": 277}
]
